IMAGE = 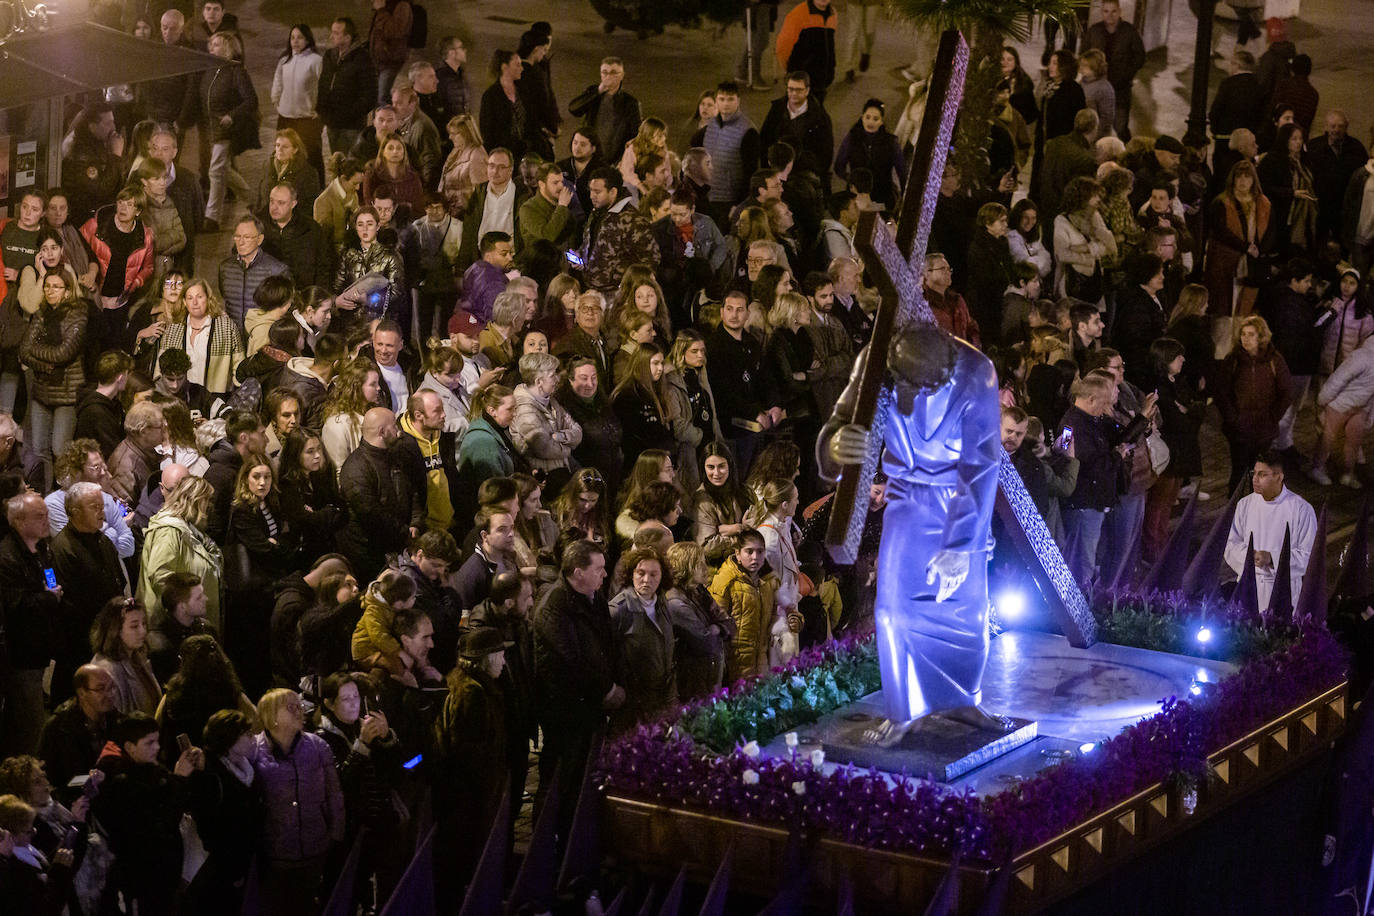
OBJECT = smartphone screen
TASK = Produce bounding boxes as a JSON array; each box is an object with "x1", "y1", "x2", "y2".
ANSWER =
[
  {"x1": 43, "y1": 568, "x2": 57, "y2": 590},
  {"x1": 402, "y1": 754, "x2": 423, "y2": 770},
  {"x1": 177, "y1": 733, "x2": 192, "y2": 754}
]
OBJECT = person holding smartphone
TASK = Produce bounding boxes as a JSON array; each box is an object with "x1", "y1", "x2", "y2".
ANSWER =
[
  {"x1": 0, "y1": 755, "x2": 108, "y2": 916},
  {"x1": 313, "y1": 673, "x2": 404, "y2": 906},
  {"x1": 0, "y1": 493, "x2": 63, "y2": 758},
  {"x1": 1057, "y1": 373, "x2": 1121, "y2": 586}
]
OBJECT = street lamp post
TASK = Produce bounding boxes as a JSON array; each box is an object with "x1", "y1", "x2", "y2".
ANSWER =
[{"x1": 1184, "y1": 0, "x2": 1220, "y2": 148}]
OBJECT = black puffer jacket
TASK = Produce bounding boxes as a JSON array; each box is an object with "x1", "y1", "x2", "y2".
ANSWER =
[
  {"x1": 316, "y1": 713, "x2": 404, "y2": 837},
  {"x1": 201, "y1": 62, "x2": 260, "y2": 155}
]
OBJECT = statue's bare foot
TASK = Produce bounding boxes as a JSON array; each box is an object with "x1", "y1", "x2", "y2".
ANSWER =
[
  {"x1": 862, "y1": 717, "x2": 916, "y2": 748},
  {"x1": 939, "y1": 705, "x2": 1016, "y2": 732}
]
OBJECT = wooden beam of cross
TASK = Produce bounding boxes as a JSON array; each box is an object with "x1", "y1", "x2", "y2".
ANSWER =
[{"x1": 823, "y1": 29, "x2": 1096, "y2": 648}]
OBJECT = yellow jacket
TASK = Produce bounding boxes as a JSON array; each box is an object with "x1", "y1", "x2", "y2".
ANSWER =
[
  {"x1": 352, "y1": 585, "x2": 401, "y2": 669},
  {"x1": 709, "y1": 556, "x2": 780, "y2": 682}
]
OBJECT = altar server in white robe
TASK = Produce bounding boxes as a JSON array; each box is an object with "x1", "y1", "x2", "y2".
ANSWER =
[{"x1": 1225, "y1": 450, "x2": 1318, "y2": 610}]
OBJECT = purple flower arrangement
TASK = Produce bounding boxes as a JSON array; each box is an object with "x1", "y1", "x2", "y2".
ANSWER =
[{"x1": 597, "y1": 597, "x2": 1349, "y2": 863}]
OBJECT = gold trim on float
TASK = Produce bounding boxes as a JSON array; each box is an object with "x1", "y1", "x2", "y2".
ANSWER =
[
  {"x1": 1116, "y1": 810, "x2": 1136, "y2": 836},
  {"x1": 1302, "y1": 712, "x2": 1319, "y2": 734},
  {"x1": 1242, "y1": 743, "x2": 1260, "y2": 767},
  {"x1": 1148, "y1": 794, "x2": 1168, "y2": 819},
  {"x1": 1269, "y1": 727, "x2": 1288, "y2": 751},
  {"x1": 1214, "y1": 759, "x2": 1230, "y2": 784},
  {"x1": 1083, "y1": 828, "x2": 1103, "y2": 854},
  {"x1": 1330, "y1": 696, "x2": 1346, "y2": 719},
  {"x1": 1050, "y1": 847, "x2": 1070, "y2": 872},
  {"x1": 1016, "y1": 865, "x2": 1036, "y2": 890}
]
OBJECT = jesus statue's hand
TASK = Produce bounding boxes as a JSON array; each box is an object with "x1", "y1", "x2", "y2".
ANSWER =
[
  {"x1": 927, "y1": 550, "x2": 970, "y2": 602},
  {"x1": 829, "y1": 424, "x2": 870, "y2": 465}
]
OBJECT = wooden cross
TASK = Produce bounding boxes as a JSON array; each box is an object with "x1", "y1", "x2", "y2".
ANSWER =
[{"x1": 823, "y1": 30, "x2": 1097, "y2": 648}]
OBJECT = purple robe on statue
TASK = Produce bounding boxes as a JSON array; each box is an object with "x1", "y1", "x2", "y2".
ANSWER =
[{"x1": 820, "y1": 332, "x2": 1001, "y2": 722}]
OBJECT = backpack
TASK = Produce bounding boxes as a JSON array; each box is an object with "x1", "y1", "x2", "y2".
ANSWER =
[{"x1": 408, "y1": 3, "x2": 428, "y2": 48}]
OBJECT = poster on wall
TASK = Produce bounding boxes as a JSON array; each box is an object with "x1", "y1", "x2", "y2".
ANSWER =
[
  {"x1": 0, "y1": 136, "x2": 10, "y2": 201},
  {"x1": 14, "y1": 141, "x2": 35, "y2": 190}
]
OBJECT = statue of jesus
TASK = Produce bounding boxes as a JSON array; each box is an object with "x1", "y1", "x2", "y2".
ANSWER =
[{"x1": 819, "y1": 323, "x2": 1010, "y2": 746}]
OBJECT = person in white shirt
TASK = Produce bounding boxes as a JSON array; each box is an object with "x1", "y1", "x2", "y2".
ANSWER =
[
  {"x1": 478, "y1": 150, "x2": 518, "y2": 241},
  {"x1": 370, "y1": 319, "x2": 410, "y2": 413},
  {"x1": 1225, "y1": 450, "x2": 1318, "y2": 609}
]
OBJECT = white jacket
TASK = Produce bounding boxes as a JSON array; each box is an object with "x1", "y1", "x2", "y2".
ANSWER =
[
  {"x1": 1053, "y1": 210, "x2": 1116, "y2": 297},
  {"x1": 1319, "y1": 334, "x2": 1374, "y2": 413},
  {"x1": 271, "y1": 49, "x2": 322, "y2": 119}
]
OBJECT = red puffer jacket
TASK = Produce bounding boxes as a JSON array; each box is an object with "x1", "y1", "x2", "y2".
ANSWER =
[{"x1": 79, "y1": 205, "x2": 155, "y2": 297}]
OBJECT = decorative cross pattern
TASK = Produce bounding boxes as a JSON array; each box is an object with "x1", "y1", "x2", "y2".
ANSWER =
[{"x1": 825, "y1": 29, "x2": 1096, "y2": 648}]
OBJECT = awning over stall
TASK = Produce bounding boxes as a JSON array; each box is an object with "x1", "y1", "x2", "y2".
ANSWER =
[
  {"x1": 0, "y1": 20, "x2": 225, "y2": 109},
  {"x1": 0, "y1": 51, "x2": 88, "y2": 110}
]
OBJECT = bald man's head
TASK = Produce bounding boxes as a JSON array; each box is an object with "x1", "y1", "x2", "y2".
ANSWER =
[
  {"x1": 161, "y1": 463, "x2": 190, "y2": 494},
  {"x1": 7, "y1": 492, "x2": 47, "y2": 541},
  {"x1": 74, "y1": 664, "x2": 115, "y2": 718},
  {"x1": 362, "y1": 407, "x2": 399, "y2": 447}
]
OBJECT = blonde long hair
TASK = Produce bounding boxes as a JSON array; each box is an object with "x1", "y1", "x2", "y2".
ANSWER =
[{"x1": 744, "y1": 479, "x2": 797, "y2": 527}]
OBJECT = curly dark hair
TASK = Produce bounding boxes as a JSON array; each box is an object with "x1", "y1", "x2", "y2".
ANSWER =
[
  {"x1": 615, "y1": 545, "x2": 675, "y2": 593},
  {"x1": 1059, "y1": 177, "x2": 1102, "y2": 216}
]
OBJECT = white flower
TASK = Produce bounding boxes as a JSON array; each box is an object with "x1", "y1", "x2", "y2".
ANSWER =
[
  {"x1": 784, "y1": 732, "x2": 799, "y2": 749},
  {"x1": 742, "y1": 769, "x2": 760, "y2": 785},
  {"x1": 742, "y1": 740, "x2": 761, "y2": 758},
  {"x1": 790, "y1": 675, "x2": 806, "y2": 689},
  {"x1": 809, "y1": 749, "x2": 826, "y2": 767},
  {"x1": 791, "y1": 781, "x2": 806, "y2": 796}
]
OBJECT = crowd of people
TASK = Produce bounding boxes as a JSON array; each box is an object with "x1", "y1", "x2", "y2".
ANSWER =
[{"x1": 0, "y1": 0, "x2": 1364, "y2": 912}]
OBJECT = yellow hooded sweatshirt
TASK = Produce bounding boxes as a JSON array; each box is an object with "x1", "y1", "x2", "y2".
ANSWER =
[{"x1": 400, "y1": 413, "x2": 453, "y2": 533}]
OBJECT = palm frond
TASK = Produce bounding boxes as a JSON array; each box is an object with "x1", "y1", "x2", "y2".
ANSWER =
[{"x1": 886, "y1": 0, "x2": 1088, "y2": 43}]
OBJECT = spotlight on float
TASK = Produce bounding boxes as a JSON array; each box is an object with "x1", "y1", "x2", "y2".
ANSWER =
[
  {"x1": 993, "y1": 588, "x2": 1027, "y2": 624},
  {"x1": 1195, "y1": 625, "x2": 1213, "y2": 645},
  {"x1": 1189, "y1": 681, "x2": 1203, "y2": 697},
  {"x1": 1078, "y1": 742, "x2": 1096, "y2": 754}
]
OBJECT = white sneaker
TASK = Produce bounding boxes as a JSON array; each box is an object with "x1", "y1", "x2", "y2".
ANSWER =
[
  {"x1": 1310, "y1": 467, "x2": 1333, "y2": 486},
  {"x1": 1340, "y1": 473, "x2": 1364, "y2": 490}
]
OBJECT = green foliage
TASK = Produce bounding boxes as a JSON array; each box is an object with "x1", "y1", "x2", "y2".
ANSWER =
[
  {"x1": 678, "y1": 641, "x2": 882, "y2": 752},
  {"x1": 886, "y1": 0, "x2": 1089, "y2": 42},
  {"x1": 1092, "y1": 599, "x2": 1300, "y2": 665},
  {"x1": 947, "y1": 49, "x2": 1003, "y2": 195}
]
